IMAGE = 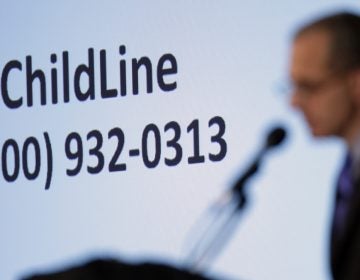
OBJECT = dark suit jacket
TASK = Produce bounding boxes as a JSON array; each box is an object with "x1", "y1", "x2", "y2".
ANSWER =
[{"x1": 330, "y1": 176, "x2": 360, "y2": 280}]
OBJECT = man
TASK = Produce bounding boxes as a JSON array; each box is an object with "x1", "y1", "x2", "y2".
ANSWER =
[{"x1": 290, "y1": 11, "x2": 360, "y2": 280}]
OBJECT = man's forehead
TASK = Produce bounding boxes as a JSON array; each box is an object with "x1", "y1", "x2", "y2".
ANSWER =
[{"x1": 291, "y1": 30, "x2": 333, "y2": 77}]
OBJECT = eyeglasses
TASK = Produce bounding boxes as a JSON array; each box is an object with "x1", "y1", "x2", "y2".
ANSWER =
[{"x1": 282, "y1": 71, "x2": 347, "y2": 98}]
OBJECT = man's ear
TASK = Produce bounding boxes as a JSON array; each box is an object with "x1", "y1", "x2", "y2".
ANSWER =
[{"x1": 349, "y1": 69, "x2": 360, "y2": 105}]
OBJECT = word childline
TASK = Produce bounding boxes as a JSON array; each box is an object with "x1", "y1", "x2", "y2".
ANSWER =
[{"x1": 1, "y1": 45, "x2": 178, "y2": 109}]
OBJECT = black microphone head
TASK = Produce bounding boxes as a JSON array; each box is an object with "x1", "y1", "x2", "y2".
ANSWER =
[{"x1": 265, "y1": 126, "x2": 287, "y2": 150}]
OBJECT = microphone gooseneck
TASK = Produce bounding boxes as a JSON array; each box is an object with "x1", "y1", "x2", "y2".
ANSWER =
[{"x1": 232, "y1": 126, "x2": 287, "y2": 194}]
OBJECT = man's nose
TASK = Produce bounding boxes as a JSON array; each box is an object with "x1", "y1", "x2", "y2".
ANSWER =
[{"x1": 290, "y1": 90, "x2": 302, "y2": 109}]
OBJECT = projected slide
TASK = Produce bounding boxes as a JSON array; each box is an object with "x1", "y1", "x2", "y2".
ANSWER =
[{"x1": 1, "y1": 1, "x2": 359, "y2": 279}]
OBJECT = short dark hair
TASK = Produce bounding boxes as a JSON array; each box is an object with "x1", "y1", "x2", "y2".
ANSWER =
[{"x1": 294, "y1": 11, "x2": 360, "y2": 72}]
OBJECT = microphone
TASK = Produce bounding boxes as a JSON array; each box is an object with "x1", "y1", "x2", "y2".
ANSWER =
[
  {"x1": 232, "y1": 126, "x2": 287, "y2": 193},
  {"x1": 265, "y1": 126, "x2": 287, "y2": 149}
]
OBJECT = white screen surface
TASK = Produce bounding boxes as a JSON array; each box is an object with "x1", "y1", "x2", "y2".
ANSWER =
[{"x1": 1, "y1": 1, "x2": 359, "y2": 279}]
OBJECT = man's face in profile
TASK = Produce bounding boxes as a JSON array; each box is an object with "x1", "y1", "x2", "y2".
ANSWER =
[{"x1": 289, "y1": 29, "x2": 356, "y2": 139}]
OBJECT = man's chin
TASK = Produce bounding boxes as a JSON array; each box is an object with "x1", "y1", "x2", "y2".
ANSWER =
[
  {"x1": 309, "y1": 125, "x2": 330, "y2": 138},
  {"x1": 305, "y1": 120, "x2": 334, "y2": 138}
]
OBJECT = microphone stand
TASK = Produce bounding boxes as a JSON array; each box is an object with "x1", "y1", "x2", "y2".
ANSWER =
[
  {"x1": 183, "y1": 127, "x2": 285, "y2": 273},
  {"x1": 183, "y1": 156, "x2": 259, "y2": 272}
]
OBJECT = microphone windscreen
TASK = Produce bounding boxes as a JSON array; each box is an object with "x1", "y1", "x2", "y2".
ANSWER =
[{"x1": 265, "y1": 126, "x2": 286, "y2": 149}]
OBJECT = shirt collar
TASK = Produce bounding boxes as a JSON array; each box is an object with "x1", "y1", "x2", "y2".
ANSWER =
[{"x1": 349, "y1": 132, "x2": 360, "y2": 179}]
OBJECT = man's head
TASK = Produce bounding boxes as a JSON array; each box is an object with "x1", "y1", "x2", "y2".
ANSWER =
[{"x1": 290, "y1": 11, "x2": 360, "y2": 145}]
